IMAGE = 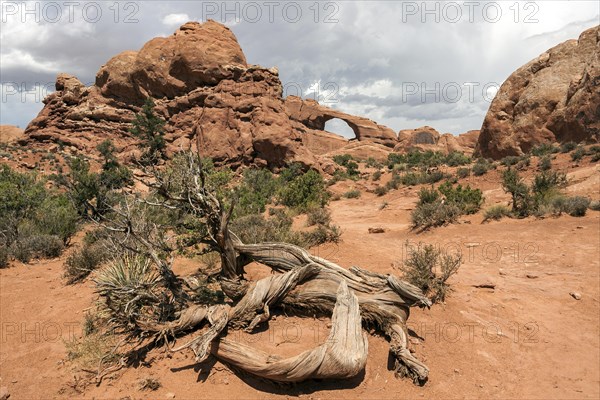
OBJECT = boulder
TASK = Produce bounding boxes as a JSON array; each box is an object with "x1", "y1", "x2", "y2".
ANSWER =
[
  {"x1": 0, "y1": 125, "x2": 25, "y2": 144},
  {"x1": 476, "y1": 26, "x2": 599, "y2": 159}
]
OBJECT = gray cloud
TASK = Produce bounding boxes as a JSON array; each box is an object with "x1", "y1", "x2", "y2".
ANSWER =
[{"x1": 1, "y1": 0, "x2": 598, "y2": 136}]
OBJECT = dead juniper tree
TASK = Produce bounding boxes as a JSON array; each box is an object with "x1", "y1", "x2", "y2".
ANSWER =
[{"x1": 91, "y1": 152, "x2": 434, "y2": 385}]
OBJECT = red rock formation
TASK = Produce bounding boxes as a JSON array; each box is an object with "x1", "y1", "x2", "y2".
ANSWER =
[
  {"x1": 0, "y1": 125, "x2": 24, "y2": 144},
  {"x1": 395, "y1": 126, "x2": 477, "y2": 154},
  {"x1": 476, "y1": 26, "x2": 599, "y2": 159},
  {"x1": 21, "y1": 20, "x2": 404, "y2": 170}
]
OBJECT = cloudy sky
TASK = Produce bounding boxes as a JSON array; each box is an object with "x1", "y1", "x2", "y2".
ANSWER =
[{"x1": 1, "y1": 1, "x2": 598, "y2": 137}]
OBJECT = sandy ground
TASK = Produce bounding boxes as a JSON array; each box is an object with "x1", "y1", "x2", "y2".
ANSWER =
[{"x1": 1, "y1": 156, "x2": 599, "y2": 399}]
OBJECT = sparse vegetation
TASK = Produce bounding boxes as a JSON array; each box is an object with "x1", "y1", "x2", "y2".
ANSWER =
[
  {"x1": 531, "y1": 143, "x2": 559, "y2": 156},
  {"x1": 538, "y1": 155, "x2": 552, "y2": 171},
  {"x1": 306, "y1": 207, "x2": 332, "y2": 227},
  {"x1": 343, "y1": 189, "x2": 361, "y2": 199},
  {"x1": 589, "y1": 200, "x2": 600, "y2": 211},
  {"x1": 560, "y1": 142, "x2": 577, "y2": 153},
  {"x1": 472, "y1": 159, "x2": 491, "y2": 176},
  {"x1": 483, "y1": 205, "x2": 511, "y2": 221},
  {"x1": 456, "y1": 167, "x2": 470, "y2": 179},
  {"x1": 387, "y1": 150, "x2": 470, "y2": 169},
  {"x1": 374, "y1": 186, "x2": 388, "y2": 196},
  {"x1": 372, "y1": 170, "x2": 382, "y2": 181},
  {"x1": 401, "y1": 243, "x2": 461, "y2": 303},
  {"x1": 64, "y1": 240, "x2": 110, "y2": 284},
  {"x1": 571, "y1": 147, "x2": 585, "y2": 161}
]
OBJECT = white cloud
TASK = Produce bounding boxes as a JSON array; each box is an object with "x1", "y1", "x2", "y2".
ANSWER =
[{"x1": 161, "y1": 13, "x2": 190, "y2": 26}]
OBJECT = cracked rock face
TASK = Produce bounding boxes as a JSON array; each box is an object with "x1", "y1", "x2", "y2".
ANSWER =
[{"x1": 476, "y1": 26, "x2": 599, "y2": 159}]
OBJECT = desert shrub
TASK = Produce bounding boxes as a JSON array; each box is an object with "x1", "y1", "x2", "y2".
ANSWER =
[
  {"x1": 65, "y1": 331, "x2": 120, "y2": 371},
  {"x1": 372, "y1": 170, "x2": 382, "y2": 181},
  {"x1": 345, "y1": 161, "x2": 360, "y2": 178},
  {"x1": 456, "y1": 167, "x2": 470, "y2": 179},
  {"x1": 437, "y1": 182, "x2": 483, "y2": 214},
  {"x1": 385, "y1": 172, "x2": 402, "y2": 190},
  {"x1": 401, "y1": 243, "x2": 461, "y2": 303},
  {"x1": 516, "y1": 156, "x2": 531, "y2": 170},
  {"x1": 531, "y1": 170, "x2": 567, "y2": 208},
  {"x1": 365, "y1": 157, "x2": 382, "y2": 168},
  {"x1": 235, "y1": 168, "x2": 278, "y2": 217},
  {"x1": 306, "y1": 207, "x2": 331, "y2": 227},
  {"x1": 411, "y1": 202, "x2": 461, "y2": 230},
  {"x1": 571, "y1": 147, "x2": 585, "y2": 161},
  {"x1": 483, "y1": 205, "x2": 511, "y2": 221},
  {"x1": 97, "y1": 139, "x2": 133, "y2": 189},
  {"x1": 531, "y1": 143, "x2": 559, "y2": 156},
  {"x1": 374, "y1": 186, "x2": 388, "y2": 196},
  {"x1": 230, "y1": 211, "x2": 304, "y2": 246},
  {"x1": 445, "y1": 152, "x2": 471, "y2": 167},
  {"x1": 303, "y1": 223, "x2": 342, "y2": 247},
  {"x1": 64, "y1": 241, "x2": 110, "y2": 284},
  {"x1": 417, "y1": 187, "x2": 440, "y2": 205},
  {"x1": 501, "y1": 168, "x2": 532, "y2": 217},
  {"x1": 11, "y1": 234, "x2": 64, "y2": 263},
  {"x1": 560, "y1": 142, "x2": 577, "y2": 153},
  {"x1": 589, "y1": 200, "x2": 600, "y2": 211},
  {"x1": 587, "y1": 145, "x2": 600, "y2": 162},
  {"x1": 333, "y1": 154, "x2": 354, "y2": 167},
  {"x1": 472, "y1": 161, "x2": 490, "y2": 176},
  {"x1": 538, "y1": 155, "x2": 552, "y2": 171},
  {"x1": 0, "y1": 246, "x2": 8, "y2": 268},
  {"x1": 399, "y1": 170, "x2": 449, "y2": 186},
  {"x1": 501, "y1": 156, "x2": 521, "y2": 167},
  {"x1": 277, "y1": 169, "x2": 329, "y2": 211},
  {"x1": 343, "y1": 189, "x2": 361, "y2": 199},
  {"x1": 563, "y1": 196, "x2": 591, "y2": 217},
  {"x1": 130, "y1": 98, "x2": 166, "y2": 164},
  {"x1": 138, "y1": 378, "x2": 162, "y2": 391},
  {"x1": 34, "y1": 195, "x2": 79, "y2": 244},
  {"x1": 54, "y1": 156, "x2": 108, "y2": 217}
]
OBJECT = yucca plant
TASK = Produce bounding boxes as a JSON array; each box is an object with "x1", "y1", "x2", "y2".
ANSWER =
[{"x1": 94, "y1": 255, "x2": 165, "y2": 334}]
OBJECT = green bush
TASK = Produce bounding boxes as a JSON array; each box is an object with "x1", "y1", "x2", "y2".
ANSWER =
[
  {"x1": 343, "y1": 189, "x2": 361, "y2": 199},
  {"x1": 374, "y1": 186, "x2": 388, "y2": 196},
  {"x1": 483, "y1": 205, "x2": 511, "y2": 221},
  {"x1": 372, "y1": 170, "x2": 382, "y2": 181},
  {"x1": 417, "y1": 187, "x2": 440, "y2": 205},
  {"x1": 538, "y1": 155, "x2": 552, "y2": 171},
  {"x1": 445, "y1": 152, "x2": 471, "y2": 167},
  {"x1": 399, "y1": 170, "x2": 449, "y2": 186},
  {"x1": 587, "y1": 145, "x2": 600, "y2": 162},
  {"x1": 365, "y1": 157, "x2": 382, "y2": 168},
  {"x1": 333, "y1": 154, "x2": 354, "y2": 167},
  {"x1": 306, "y1": 207, "x2": 331, "y2": 227},
  {"x1": 303, "y1": 224, "x2": 342, "y2": 247},
  {"x1": 34, "y1": 195, "x2": 79, "y2": 244},
  {"x1": 401, "y1": 243, "x2": 461, "y2": 303},
  {"x1": 501, "y1": 156, "x2": 521, "y2": 167},
  {"x1": 472, "y1": 161, "x2": 489, "y2": 176},
  {"x1": 531, "y1": 170, "x2": 567, "y2": 208},
  {"x1": 11, "y1": 234, "x2": 64, "y2": 263},
  {"x1": 235, "y1": 169, "x2": 277, "y2": 217},
  {"x1": 130, "y1": 98, "x2": 166, "y2": 164},
  {"x1": 560, "y1": 142, "x2": 577, "y2": 153},
  {"x1": 0, "y1": 246, "x2": 8, "y2": 268},
  {"x1": 437, "y1": 182, "x2": 483, "y2": 214},
  {"x1": 64, "y1": 242, "x2": 110, "y2": 284},
  {"x1": 456, "y1": 167, "x2": 470, "y2": 179},
  {"x1": 501, "y1": 168, "x2": 532, "y2": 217},
  {"x1": 411, "y1": 202, "x2": 461, "y2": 230},
  {"x1": 230, "y1": 211, "x2": 304, "y2": 246},
  {"x1": 277, "y1": 169, "x2": 329, "y2": 211},
  {"x1": 563, "y1": 196, "x2": 590, "y2": 217},
  {"x1": 97, "y1": 140, "x2": 133, "y2": 189},
  {"x1": 571, "y1": 147, "x2": 585, "y2": 161},
  {"x1": 531, "y1": 143, "x2": 559, "y2": 156}
]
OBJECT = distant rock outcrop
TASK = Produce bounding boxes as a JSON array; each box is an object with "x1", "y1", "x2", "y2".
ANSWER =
[
  {"x1": 0, "y1": 125, "x2": 24, "y2": 144},
  {"x1": 395, "y1": 126, "x2": 478, "y2": 155},
  {"x1": 476, "y1": 26, "x2": 599, "y2": 159}
]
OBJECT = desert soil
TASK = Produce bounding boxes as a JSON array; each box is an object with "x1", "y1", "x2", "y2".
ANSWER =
[{"x1": 1, "y1": 155, "x2": 599, "y2": 399}]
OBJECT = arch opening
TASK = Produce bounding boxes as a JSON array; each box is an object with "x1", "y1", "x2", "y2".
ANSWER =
[{"x1": 324, "y1": 118, "x2": 358, "y2": 140}]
